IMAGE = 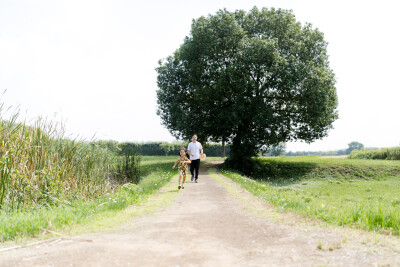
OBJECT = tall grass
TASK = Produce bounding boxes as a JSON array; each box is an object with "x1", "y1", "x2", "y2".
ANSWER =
[
  {"x1": 114, "y1": 154, "x2": 141, "y2": 184},
  {"x1": 0, "y1": 159, "x2": 176, "y2": 242},
  {"x1": 0, "y1": 104, "x2": 115, "y2": 211},
  {"x1": 0, "y1": 104, "x2": 176, "y2": 242},
  {"x1": 349, "y1": 147, "x2": 400, "y2": 160}
]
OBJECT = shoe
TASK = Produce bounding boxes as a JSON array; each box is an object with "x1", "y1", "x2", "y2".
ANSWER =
[
  {"x1": 195, "y1": 179, "x2": 198, "y2": 183},
  {"x1": 191, "y1": 176, "x2": 194, "y2": 181},
  {"x1": 178, "y1": 185, "x2": 181, "y2": 189},
  {"x1": 182, "y1": 186, "x2": 184, "y2": 189}
]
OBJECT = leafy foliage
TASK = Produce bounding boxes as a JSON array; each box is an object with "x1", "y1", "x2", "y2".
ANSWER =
[
  {"x1": 118, "y1": 142, "x2": 184, "y2": 156},
  {"x1": 92, "y1": 140, "x2": 230, "y2": 157},
  {"x1": 346, "y1": 141, "x2": 364, "y2": 154},
  {"x1": 156, "y1": 7, "x2": 338, "y2": 171}
]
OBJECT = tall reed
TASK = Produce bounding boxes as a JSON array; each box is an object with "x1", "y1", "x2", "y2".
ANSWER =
[
  {"x1": 115, "y1": 154, "x2": 141, "y2": 184},
  {"x1": 349, "y1": 147, "x2": 400, "y2": 160},
  {"x1": 0, "y1": 103, "x2": 115, "y2": 211}
]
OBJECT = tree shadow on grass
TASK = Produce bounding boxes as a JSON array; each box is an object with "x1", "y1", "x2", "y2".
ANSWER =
[
  {"x1": 219, "y1": 157, "x2": 400, "y2": 188},
  {"x1": 220, "y1": 158, "x2": 320, "y2": 187}
]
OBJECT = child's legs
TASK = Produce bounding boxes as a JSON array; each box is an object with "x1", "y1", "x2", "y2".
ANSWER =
[
  {"x1": 178, "y1": 173, "x2": 182, "y2": 185},
  {"x1": 182, "y1": 170, "x2": 187, "y2": 184}
]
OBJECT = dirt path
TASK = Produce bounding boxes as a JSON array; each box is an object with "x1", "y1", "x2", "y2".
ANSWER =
[{"x1": 1, "y1": 164, "x2": 400, "y2": 266}]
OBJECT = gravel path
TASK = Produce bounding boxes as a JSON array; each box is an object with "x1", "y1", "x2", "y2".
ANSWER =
[{"x1": 1, "y1": 163, "x2": 400, "y2": 266}]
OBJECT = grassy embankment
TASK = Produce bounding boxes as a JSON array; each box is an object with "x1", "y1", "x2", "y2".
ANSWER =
[{"x1": 219, "y1": 156, "x2": 400, "y2": 235}]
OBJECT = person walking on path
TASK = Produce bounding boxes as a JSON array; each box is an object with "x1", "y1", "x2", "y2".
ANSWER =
[
  {"x1": 187, "y1": 134, "x2": 203, "y2": 183},
  {"x1": 173, "y1": 148, "x2": 191, "y2": 189}
]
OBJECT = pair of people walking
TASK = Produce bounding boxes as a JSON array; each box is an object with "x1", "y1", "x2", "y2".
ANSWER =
[{"x1": 172, "y1": 134, "x2": 203, "y2": 189}]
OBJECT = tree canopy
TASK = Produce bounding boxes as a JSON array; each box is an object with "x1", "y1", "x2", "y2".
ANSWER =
[
  {"x1": 346, "y1": 141, "x2": 364, "y2": 154},
  {"x1": 156, "y1": 7, "x2": 338, "y2": 169}
]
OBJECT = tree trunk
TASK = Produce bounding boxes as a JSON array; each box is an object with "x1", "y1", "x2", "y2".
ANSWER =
[
  {"x1": 221, "y1": 140, "x2": 226, "y2": 158},
  {"x1": 225, "y1": 127, "x2": 257, "y2": 174}
]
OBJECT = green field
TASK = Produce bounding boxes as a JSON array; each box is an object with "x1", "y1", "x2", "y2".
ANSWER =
[{"x1": 220, "y1": 156, "x2": 400, "y2": 235}]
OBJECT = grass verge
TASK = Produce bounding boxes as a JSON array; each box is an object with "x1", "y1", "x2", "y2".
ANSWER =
[
  {"x1": 219, "y1": 156, "x2": 400, "y2": 236},
  {"x1": 0, "y1": 159, "x2": 178, "y2": 243}
]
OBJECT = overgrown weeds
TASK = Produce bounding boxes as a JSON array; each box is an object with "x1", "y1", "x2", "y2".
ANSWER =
[
  {"x1": 0, "y1": 102, "x2": 175, "y2": 242},
  {"x1": 0, "y1": 102, "x2": 146, "y2": 212},
  {"x1": 349, "y1": 147, "x2": 400, "y2": 160},
  {"x1": 0, "y1": 106, "x2": 116, "y2": 211}
]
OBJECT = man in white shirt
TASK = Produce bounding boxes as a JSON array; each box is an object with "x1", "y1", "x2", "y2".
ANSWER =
[{"x1": 187, "y1": 134, "x2": 203, "y2": 183}]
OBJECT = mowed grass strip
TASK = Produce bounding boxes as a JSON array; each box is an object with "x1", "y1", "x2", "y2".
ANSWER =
[{"x1": 220, "y1": 156, "x2": 400, "y2": 236}]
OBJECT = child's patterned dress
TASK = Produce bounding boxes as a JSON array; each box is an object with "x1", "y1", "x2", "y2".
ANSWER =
[{"x1": 175, "y1": 156, "x2": 189, "y2": 176}]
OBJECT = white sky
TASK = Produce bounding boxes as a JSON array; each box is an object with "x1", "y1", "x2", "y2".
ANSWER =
[{"x1": 1, "y1": 0, "x2": 399, "y2": 152}]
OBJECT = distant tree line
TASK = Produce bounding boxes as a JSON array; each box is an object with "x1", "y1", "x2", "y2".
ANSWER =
[
  {"x1": 91, "y1": 140, "x2": 231, "y2": 157},
  {"x1": 285, "y1": 141, "x2": 365, "y2": 156},
  {"x1": 91, "y1": 140, "x2": 367, "y2": 158},
  {"x1": 261, "y1": 143, "x2": 287, "y2": 157},
  {"x1": 286, "y1": 150, "x2": 342, "y2": 157}
]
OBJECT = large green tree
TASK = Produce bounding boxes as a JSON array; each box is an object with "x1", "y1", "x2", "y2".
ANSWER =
[{"x1": 156, "y1": 7, "x2": 338, "y2": 169}]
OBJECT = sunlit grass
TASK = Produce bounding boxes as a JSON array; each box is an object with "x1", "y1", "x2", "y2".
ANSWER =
[
  {"x1": 220, "y1": 156, "x2": 400, "y2": 235},
  {"x1": 141, "y1": 155, "x2": 178, "y2": 162}
]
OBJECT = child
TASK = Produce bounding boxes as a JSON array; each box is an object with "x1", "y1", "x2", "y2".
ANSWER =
[{"x1": 173, "y1": 148, "x2": 191, "y2": 189}]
